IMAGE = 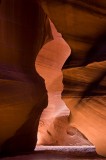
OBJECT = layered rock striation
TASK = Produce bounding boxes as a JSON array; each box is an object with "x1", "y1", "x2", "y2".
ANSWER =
[
  {"x1": 0, "y1": 0, "x2": 106, "y2": 157},
  {"x1": 0, "y1": 0, "x2": 52, "y2": 156},
  {"x1": 39, "y1": 0, "x2": 106, "y2": 157},
  {"x1": 36, "y1": 20, "x2": 91, "y2": 147}
]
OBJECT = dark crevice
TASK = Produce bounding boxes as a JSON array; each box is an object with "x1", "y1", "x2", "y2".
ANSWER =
[{"x1": 63, "y1": 32, "x2": 106, "y2": 68}]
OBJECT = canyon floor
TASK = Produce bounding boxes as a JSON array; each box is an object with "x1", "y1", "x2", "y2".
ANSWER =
[{"x1": 0, "y1": 146, "x2": 105, "y2": 160}]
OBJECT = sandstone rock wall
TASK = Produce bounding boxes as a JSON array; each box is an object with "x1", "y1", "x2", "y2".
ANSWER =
[
  {"x1": 0, "y1": 0, "x2": 52, "y2": 156},
  {"x1": 39, "y1": 0, "x2": 106, "y2": 157},
  {"x1": 36, "y1": 20, "x2": 91, "y2": 147},
  {"x1": 0, "y1": 0, "x2": 106, "y2": 157}
]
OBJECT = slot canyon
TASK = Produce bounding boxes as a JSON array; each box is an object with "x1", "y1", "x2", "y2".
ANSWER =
[{"x1": 0, "y1": 0, "x2": 106, "y2": 159}]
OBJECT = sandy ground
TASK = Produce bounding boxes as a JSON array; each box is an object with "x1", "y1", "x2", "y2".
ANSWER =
[{"x1": 0, "y1": 146, "x2": 105, "y2": 160}]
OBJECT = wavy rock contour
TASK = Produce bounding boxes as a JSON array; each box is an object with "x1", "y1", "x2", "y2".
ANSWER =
[{"x1": 0, "y1": 0, "x2": 52, "y2": 156}]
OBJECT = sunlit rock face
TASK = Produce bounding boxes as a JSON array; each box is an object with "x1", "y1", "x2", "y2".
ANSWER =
[
  {"x1": 0, "y1": 0, "x2": 52, "y2": 156},
  {"x1": 39, "y1": 0, "x2": 106, "y2": 157},
  {"x1": 36, "y1": 21, "x2": 91, "y2": 146}
]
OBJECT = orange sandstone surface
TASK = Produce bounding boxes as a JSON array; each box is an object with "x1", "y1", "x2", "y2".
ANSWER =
[{"x1": 0, "y1": 0, "x2": 106, "y2": 158}]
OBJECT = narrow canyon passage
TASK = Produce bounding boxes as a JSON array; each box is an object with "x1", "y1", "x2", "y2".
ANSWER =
[
  {"x1": 36, "y1": 20, "x2": 92, "y2": 147},
  {"x1": 0, "y1": 0, "x2": 106, "y2": 158},
  {"x1": 39, "y1": 0, "x2": 106, "y2": 157}
]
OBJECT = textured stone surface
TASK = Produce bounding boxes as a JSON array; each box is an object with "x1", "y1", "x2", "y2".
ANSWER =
[
  {"x1": 39, "y1": 0, "x2": 106, "y2": 157},
  {"x1": 40, "y1": 0, "x2": 106, "y2": 67},
  {"x1": 0, "y1": 0, "x2": 52, "y2": 156},
  {"x1": 36, "y1": 21, "x2": 91, "y2": 147},
  {"x1": 0, "y1": 0, "x2": 106, "y2": 158}
]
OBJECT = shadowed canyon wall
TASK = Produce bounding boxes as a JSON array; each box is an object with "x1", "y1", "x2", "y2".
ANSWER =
[{"x1": 0, "y1": 0, "x2": 52, "y2": 156}]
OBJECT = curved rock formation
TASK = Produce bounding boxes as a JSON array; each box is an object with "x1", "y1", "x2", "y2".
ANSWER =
[
  {"x1": 0, "y1": 0, "x2": 52, "y2": 156},
  {"x1": 36, "y1": 20, "x2": 91, "y2": 146},
  {"x1": 0, "y1": 0, "x2": 106, "y2": 157},
  {"x1": 39, "y1": 0, "x2": 106, "y2": 157}
]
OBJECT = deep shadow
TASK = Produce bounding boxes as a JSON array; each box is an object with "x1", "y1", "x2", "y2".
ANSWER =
[
  {"x1": 72, "y1": 70, "x2": 106, "y2": 108},
  {"x1": 63, "y1": 32, "x2": 106, "y2": 69},
  {"x1": 0, "y1": 95, "x2": 47, "y2": 157},
  {"x1": 82, "y1": 32, "x2": 106, "y2": 66}
]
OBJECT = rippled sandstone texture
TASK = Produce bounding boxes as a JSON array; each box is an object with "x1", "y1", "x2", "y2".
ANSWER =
[
  {"x1": 36, "y1": 20, "x2": 91, "y2": 147},
  {"x1": 0, "y1": 0, "x2": 106, "y2": 158},
  {"x1": 0, "y1": 0, "x2": 52, "y2": 156},
  {"x1": 39, "y1": 0, "x2": 106, "y2": 157}
]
